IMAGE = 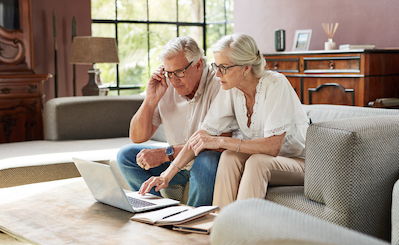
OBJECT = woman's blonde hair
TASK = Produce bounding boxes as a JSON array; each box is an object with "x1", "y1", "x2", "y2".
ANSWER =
[{"x1": 213, "y1": 34, "x2": 265, "y2": 78}]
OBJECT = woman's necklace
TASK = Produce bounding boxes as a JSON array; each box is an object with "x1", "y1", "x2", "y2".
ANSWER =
[{"x1": 245, "y1": 97, "x2": 254, "y2": 127}]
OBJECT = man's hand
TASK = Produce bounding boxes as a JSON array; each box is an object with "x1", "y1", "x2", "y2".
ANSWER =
[
  {"x1": 188, "y1": 130, "x2": 222, "y2": 156},
  {"x1": 146, "y1": 66, "x2": 168, "y2": 105},
  {"x1": 138, "y1": 175, "x2": 170, "y2": 194},
  {"x1": 136, "y1": 148, "x2": 168, "y2": 170}
]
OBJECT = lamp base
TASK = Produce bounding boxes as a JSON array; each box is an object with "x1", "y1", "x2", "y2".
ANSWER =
[{"x1": 82, "y1": 69, "x2": 99, "y2": 96}]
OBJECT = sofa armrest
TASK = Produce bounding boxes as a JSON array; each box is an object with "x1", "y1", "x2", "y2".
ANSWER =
[
  {"x1": 304, "y1": 116, "x2": 399, "y2": 238},
  {"x1": 211, "y1": 199, "x2": 387, "y2": 245},
  {"x1": 43, "y1": 96, "x2": 144, "y2": 140},
  {"x1": 393, "y1": 179, "x2": 399, "y2": 245}
]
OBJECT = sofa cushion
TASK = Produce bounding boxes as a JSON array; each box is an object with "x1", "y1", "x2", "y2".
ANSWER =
[
  {"x1": 266, "y1": 186, "x2": 347, "y2": 226},
  {"x1": 43, "y1": 95, "x2": 167, "y2": 142},
  {"x1": 44, "y1": 96, "x2": 144, "y2": 140},
  {"x1": 303, "y1": 104, "x2": 399, "y2": 124}
]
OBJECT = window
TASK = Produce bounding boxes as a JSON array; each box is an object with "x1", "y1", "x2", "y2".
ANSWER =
[{"x1": 91, "y1": 0, "x2": 234, "y2": 95}]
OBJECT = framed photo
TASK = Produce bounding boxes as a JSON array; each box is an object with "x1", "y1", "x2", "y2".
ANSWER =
[{"x1": 292, "y1": 29, "x2": 312, "y2": 51}]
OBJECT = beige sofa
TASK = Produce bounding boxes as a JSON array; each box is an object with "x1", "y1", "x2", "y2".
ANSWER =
[
  {"x1": 1, "y1": 96, "x2": 399, "y2": 242},
  {"x1": 211, "y1": 109, "x2": 399, "y2": 244},
  {"x1": 0, "y1": 96, "x2": 166, "y2": 188}
]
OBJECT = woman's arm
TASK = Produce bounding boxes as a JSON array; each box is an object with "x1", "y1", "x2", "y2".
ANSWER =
[
  {"x1": 189, "y1": 130, "x2": 285, "y2": 157},
  {"x1": 138, "y1": 131, "x2": 285, "y2": 195}
]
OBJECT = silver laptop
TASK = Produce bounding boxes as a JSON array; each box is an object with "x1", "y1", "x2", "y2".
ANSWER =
[{"x1": 73, "y1": 158, "x2": 179, "y2": 213}]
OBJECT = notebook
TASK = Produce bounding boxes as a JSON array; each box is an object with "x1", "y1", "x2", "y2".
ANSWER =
[
  {"x1": 172, "y1": 213, "x2": 217, "y2": 234},
  {"x1": 73, "y1": 158, "x2": 179, "y2": 213},
  {"x1": 131, "y1": 205, "x2": 218, "y2": 226}
]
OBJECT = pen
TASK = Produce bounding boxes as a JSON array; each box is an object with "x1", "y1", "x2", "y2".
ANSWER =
[{"x1": 161, "y1": 209, "x2": 189, "y2": 220}]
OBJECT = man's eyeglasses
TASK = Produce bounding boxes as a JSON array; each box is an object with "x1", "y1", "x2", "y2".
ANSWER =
[
  {"x1": 211, "y1": 63, "x2": 243, "y2": 75},
  {"x1": 164, "y1": 61, "x2": 193, "y2": 79}
]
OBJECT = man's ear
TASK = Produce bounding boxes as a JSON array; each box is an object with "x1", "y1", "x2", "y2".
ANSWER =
[{"x1": 195, "y1": 58, "x2": 203, "y2": 70}]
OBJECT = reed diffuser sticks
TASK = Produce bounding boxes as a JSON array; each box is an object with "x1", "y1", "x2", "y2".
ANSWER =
[{"x1": 322, "y1": 23, "x2": 339, "y2": 39}]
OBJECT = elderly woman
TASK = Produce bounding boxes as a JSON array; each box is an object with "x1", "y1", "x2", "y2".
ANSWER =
[{"x1": 139, "y1": 34, "x2": 309, "y2": 208}]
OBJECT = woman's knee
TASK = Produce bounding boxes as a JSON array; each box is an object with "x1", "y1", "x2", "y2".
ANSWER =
[
  {"x1": 245, "y1": 154, "x2": 276, "y2": 171},
  {"x1": 219, "y1": 150, "x2": 243, "y2": 167}
]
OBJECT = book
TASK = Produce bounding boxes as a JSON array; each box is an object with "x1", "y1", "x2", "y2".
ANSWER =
[
  {"x1": 172, "y1": 213, "x2": 217, "y2": 234},
  {"x1": 131, "y1": 205, "x2": 219, "y2": 226},
  {"x1": 339, "y1": 44, "x2": 376, "y2": 50}
]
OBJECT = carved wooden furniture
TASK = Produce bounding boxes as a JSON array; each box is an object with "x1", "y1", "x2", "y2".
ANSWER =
[
  {"x1": 0, "y1": 0, "x2": 49, "y2": 143},
  {"x1": 264, "y1": 50, "x2": 399, "y2": 106}
]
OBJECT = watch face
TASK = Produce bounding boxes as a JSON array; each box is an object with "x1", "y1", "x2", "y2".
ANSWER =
[{"x1": 166, "y1": 146, "x2": 174, "y2": 155}]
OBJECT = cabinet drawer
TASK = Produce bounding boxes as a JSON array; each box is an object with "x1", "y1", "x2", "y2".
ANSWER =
[
  {"x1": 0, "y1": 83, "x2": 40, "y2": 96},
  {"x1": 265, "y1": 58, "x2": 299, "y2": 73},
  {"x1": 303, "y1": 77, "x2": 360, "y2": 106},
  {"x1": 304, "y1": 56, "x2": 361, "y2": 73}
]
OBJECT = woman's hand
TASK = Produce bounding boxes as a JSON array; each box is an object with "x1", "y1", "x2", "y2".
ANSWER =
[
  {"x1": 138, "y1": 175, "x2": 170, "y2": 195},
  {"x1": 188, "y1": 130, "x2": 222, "y2": 156}
]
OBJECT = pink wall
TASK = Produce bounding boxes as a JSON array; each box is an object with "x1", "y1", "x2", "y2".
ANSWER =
[
  {"x1": 234, "y1": 0, "x2": 399, "y2": 53},
  {"x1": 31, "y1": 0, "x2": 91, "y2": 100}
]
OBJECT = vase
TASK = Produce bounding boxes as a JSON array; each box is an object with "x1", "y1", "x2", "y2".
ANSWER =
[{"x1": 324, "y1": 38, "x2": 336, "y2": 50}]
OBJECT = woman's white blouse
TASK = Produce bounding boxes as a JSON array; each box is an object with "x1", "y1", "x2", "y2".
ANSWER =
[{"x1": 201, "y1": 71, "x2": 309, "y2": 159}]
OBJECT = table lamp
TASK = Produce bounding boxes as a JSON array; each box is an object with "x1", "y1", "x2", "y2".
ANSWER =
[{"x1": 70, "y1": 36, "x2": 119, "y2": 96}]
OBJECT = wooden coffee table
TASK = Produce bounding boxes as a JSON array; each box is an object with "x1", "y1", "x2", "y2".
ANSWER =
[{"x1": 0, "y1": 178, "x2": 210, "y2": 245}]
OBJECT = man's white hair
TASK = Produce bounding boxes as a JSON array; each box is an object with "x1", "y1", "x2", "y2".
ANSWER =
[
  {"x1": 159, "y1": 36, "x2": 204, "y2": 63},
  {"x1": 212, "y1": 34, "x2": 266, "y2": 78}
]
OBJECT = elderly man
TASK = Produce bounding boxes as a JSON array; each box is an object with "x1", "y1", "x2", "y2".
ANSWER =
[{"x1": 117, "y1": 36, "x2": 221, "y2": 207}]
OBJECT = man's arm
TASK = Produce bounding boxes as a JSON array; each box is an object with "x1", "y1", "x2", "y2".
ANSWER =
[
  {"x1": 130, "y1": 67, "x2": 168, "y2": 143},
  {"x1": 137, "y1": 144, "x2": 185, "y2": 170},
  {"x1": 129, "y1": 100, "x2": 159, "y2": 143}
]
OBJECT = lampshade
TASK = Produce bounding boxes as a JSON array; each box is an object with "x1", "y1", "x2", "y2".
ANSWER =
[{"x1": 70, "y1": 36, "x2": 119, "y2": 64}]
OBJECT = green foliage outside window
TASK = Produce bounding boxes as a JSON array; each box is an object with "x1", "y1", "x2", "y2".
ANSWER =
[{"x1": 91, "y1": 0, "x2": 233, "y2": 95}]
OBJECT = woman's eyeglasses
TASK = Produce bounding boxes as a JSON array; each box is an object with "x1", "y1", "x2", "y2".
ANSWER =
[
  {"x1": 211, "y1": 63, "x2": 243, "y2": 75},
  {"x1": 164, "y1": 61, "x2": 193, "y2": 79}
]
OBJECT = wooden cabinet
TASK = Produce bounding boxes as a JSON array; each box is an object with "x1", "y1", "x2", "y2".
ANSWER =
[
  {"x1": 0, "y1": 74, "x2": 48, "y2": 143},
  {"x1": 264, "y1": 50, "x2": 399, "y2": 106},
  {"x1": 0, "y1": 0, "x2": 49, "y2": 143}
]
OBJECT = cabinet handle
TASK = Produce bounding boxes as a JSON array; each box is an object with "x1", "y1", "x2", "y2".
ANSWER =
[
  {"x1": 273, "y1": 62, "x2": 279, "y2": 70},
  {"x1": 328, "y1": 61, "x2": 335, "y2": 69},
  {"x1": 1, "y1": 87, "x2": 11, "y2": 94}
]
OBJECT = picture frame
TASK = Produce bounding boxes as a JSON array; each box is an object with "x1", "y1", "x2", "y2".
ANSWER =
[{"x1": 292, "y1": 29, "x2": 312, "y2": 51}]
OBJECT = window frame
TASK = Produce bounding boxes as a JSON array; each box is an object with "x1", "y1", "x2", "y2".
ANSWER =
[{"x1": 91, "y1": 0, "x2": 232, "y2": 95}]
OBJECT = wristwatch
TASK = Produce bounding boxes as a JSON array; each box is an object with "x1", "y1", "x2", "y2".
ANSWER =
[{"x1": 165, "y1": 145, "x2": 175, "y2": 161}]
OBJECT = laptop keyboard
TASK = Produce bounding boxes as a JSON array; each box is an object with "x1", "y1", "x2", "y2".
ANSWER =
[{"x1": 127, "y1": 196, "x2": 156, "y2": 208}]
